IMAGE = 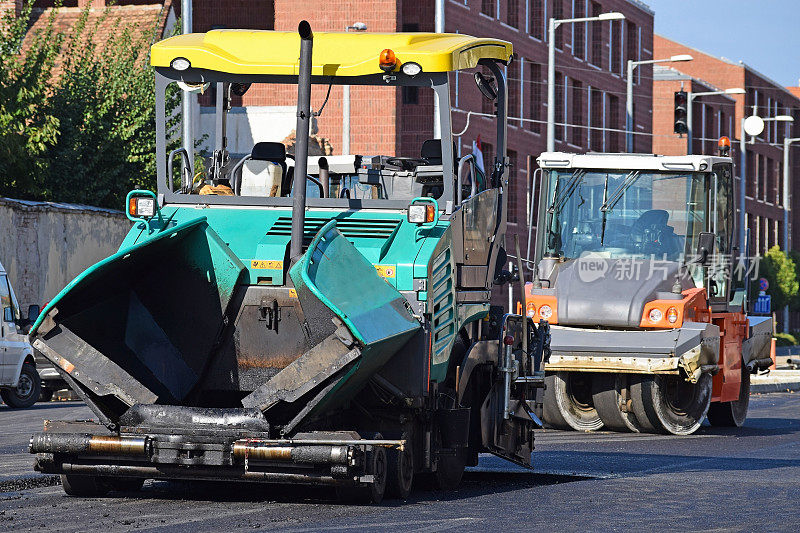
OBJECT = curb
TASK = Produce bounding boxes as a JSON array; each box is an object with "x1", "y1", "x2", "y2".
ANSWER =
[{"x1": 751, "y1": 381, "x2": 800, "y2": 394}]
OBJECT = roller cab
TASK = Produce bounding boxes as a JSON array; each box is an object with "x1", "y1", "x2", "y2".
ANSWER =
[{"x1": 527, "y1": 152, "x2": 771, "y2": 436}]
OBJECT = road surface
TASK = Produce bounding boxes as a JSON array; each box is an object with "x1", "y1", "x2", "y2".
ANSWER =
[{"x1": 1, "y1": 392, "x2": 798, "y2": 531}]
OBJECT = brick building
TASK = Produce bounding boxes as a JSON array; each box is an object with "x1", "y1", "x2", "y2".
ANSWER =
[{"x1": 654, "y1": 35, "x2": 800, "y2": 257}]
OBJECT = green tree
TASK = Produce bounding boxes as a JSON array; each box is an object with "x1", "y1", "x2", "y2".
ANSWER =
[
  {"x1": 753, "y1": 246, "x2": 799, "y2": 312},
  {"x1": 0, "y1": 3, "x2": 61, "y2": 196},
  {"x1": 0, "y1": 2, "x2": 180, "y2": 209}
]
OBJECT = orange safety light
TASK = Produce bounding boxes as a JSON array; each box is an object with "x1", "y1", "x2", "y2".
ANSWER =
[
  {"x1": 425, "y1": 204, "x2": 435, "y2": 223},
  {"x1": 379, "y1": 49, "x2": 397, "y2": 72},
  {"x1": 718, "y1": 136, "x2": 731, "y2": 156}
]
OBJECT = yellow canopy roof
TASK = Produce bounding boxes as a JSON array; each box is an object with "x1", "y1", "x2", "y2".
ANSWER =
[{"x1": 150, "y1": 30, "x2": 512, "y2": 76}]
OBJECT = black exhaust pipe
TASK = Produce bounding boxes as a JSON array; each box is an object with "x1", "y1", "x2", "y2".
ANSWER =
[{"x1": 290, "y1": 20, "x2": 314, "y2": 261}]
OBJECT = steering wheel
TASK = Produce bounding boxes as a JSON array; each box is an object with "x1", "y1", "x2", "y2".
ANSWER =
[{"x1": 386, "y1": 157, "x2": 431, "y2": 171}]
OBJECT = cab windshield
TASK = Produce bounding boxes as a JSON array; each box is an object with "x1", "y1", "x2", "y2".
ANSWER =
[{"x1": 544, "y1": 169, "x2": 708, "y2": 261}]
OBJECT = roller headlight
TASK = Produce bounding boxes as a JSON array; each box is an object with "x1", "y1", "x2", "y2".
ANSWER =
[
  {"x1": 539, "y1": 305, "x2": 553, "y2": 320},
  {"x1": 648, "y1": 308, "x2": 663, "y2": 323}
]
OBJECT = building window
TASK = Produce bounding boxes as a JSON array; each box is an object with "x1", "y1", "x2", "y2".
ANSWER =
[
  {"x1": 529, "y1": 0, "x2": 544, "y2": 40},
  {"x1": 402, "y1": 86, "x2": 419, "y2": 105},
  {"x1": 572, "y1": 79, "x2": 583, "y2": 146},
  {"x1": 553, "y1": 0, "x2": 564, "y2": 50},
  {"x1": 481, "y1": 66, "x2": 495, "y2": 115},
  {"x1": 528, "y1": 62, "x2": 542, "y2": 133},
  {"x1": 481, "y1": 0, "x2": 496, "y2": 17},
  {"x1": 508, "y1": 0, "x2": 520, "y2": 28},
  {"x1": 608, "y1": 94, "x2": 620, "y2": 152},
  {"x1": 483, "y1": 141, "x2": 495, "y2": 172},
  {"x1": 636, "y1": 26, "x2": 642, "y2": 84},
  {"x1": 508, "y1": 61, "x2": 520, "y2": 126},
  {"x1": 625, "y1": 21, "x2": 636, "y2": 77},
  {"x1": 590, "y1": 1, "x2": 603, "y2": 68},
  {"x1": 609, "y1": 20, "x2": 622, "y2": 74},
  {"x1": 590, "y1": 89, "x2": 603, "y2": 151},
  {"x1": 508, "y1": 149, "x2": 519, "y2": 223},
  {"x1": 554, "y1": 71, "x2": 564, "y2": 141},
  {"x1": 573, "y1": 0, "x2": 585, "y2": 60},
  {"x1": 704, "y1": 105, "x2": 715, "y2": 155},
  {"x1": 746, "y1": 151, "x2": 755, "y2": 197},
  {"x1": 767, "y1": 157, "x2": 775, "y2": 203}
]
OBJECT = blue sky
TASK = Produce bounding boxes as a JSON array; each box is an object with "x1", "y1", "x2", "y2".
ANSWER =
[{"x1": 644, "y1": 0, "x2": 799, "y2": 87}]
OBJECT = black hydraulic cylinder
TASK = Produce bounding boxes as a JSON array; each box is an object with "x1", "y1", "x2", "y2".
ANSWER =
[{"x1": 290, "y1": 20, "x2": 314, "y2": 261}]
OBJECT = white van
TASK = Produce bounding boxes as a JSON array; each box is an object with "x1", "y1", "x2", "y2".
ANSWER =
[{"x1": 0, "y1": 260, "x2": 40, "y2": 408}]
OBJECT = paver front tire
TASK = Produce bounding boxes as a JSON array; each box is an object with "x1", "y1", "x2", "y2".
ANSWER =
[
  {"x1": 1, "y1": 363, "x2": 41, "y2": 408},
  {"x1": 106, "y1": 477, "x2": 145, "y2": 493},
  {"x1": 336, "y1": 444, "x2": 387, "y2": 504},
  {"x1": 386, "y1": 439, "x2": 414, "y2": 499},
  {"x1": 633, "y1": 373, "x2": 712, "y2": 435},
  {"x1": 707, "y1": 365, "x2": 750, "y2": 427},
  {"x1": 543, "y1": 372, "x2": 604, "y2": 431}
]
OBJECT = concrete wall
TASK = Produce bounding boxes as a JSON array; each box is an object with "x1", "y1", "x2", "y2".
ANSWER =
[{"x1": 0, "y1": 198, "x2": 131, "y2": 310}]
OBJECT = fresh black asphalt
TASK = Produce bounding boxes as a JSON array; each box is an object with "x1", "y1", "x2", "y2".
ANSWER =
[{"x1": 1, "y1": 392, "x2": 798, "y2": 531}]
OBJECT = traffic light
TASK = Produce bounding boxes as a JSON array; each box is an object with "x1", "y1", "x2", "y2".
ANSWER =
[{"x1": 674, "y1": 91, "x2": 688, "y2": 134}]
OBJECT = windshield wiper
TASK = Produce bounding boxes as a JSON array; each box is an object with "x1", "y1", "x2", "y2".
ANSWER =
[
  {"x1": 548, "y1": 169, "x2": 586, "y2": 214},
  {"x1": 600, "y1": 171, "x2": 641, "y2": 213}
]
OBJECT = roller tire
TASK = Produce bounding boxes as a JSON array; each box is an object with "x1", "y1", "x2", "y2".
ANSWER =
[
  {"x1": 707, "y1": 366, "x2": 750, "y2": 427},
  {"x1": 629, "y1": 375, "x2": 661, "y2": 433},
  {"x1": 60, "y1": 474, "x2": 109, "y2": 497},
  {"x1": 543, "y1": 372, "x2": 604, "y2": 431},
  {"x1": 634, "y1": 373, "x2": 712, "y2": 435},
  {"x1": 591, "y1": 373, "x2": 643, "y2": 433}
]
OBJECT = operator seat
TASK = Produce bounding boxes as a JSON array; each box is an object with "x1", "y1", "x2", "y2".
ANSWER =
[
  {"x1": 239, "y1": 142, "x2": 286, "y2": 197},
  {"x1": 420, "y1": 139, "x2": 457, "y2": 166}
]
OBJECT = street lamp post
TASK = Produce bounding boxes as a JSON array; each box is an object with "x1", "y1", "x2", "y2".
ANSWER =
[
  {"x1": 547, "y1": 11, "x2": 625, "y2": 152},
  {"x1": 686, "y1": 87, "x2": 745, "y2": 155},
  {"x1": 737, "y1": 111, "x2": 794, "y2": 321},
  {"x1": 342, "y1": 22, "x2": 367, "y2": 155},
  {"x1": 625, "y1": 54, "x2": 692, "y2": 152}
]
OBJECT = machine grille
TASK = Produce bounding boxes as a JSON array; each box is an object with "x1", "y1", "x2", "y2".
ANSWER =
[
  {"x1": 431, "y1": 248, "x2": 455, "y2": 364},
  {"x1": 265, "y1": 216, "x2": 399, "y2": 242}
]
